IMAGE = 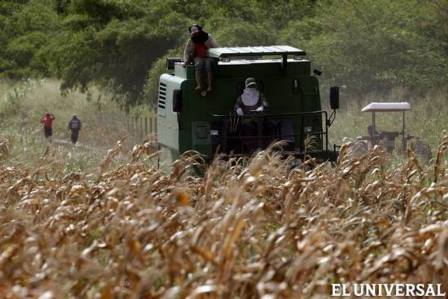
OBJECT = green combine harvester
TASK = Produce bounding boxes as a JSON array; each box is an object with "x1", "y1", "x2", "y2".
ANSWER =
[{"x1": 157, "y1": 45, "x2": 339, "y2": 165}]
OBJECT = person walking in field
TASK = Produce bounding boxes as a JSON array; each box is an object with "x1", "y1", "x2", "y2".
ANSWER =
[
  {"x1": 40, "y1": 112, "x2": 55, "y2": 143},
  {"x1": 68, "y1": 115, "x2": 82, "y2": 145}
]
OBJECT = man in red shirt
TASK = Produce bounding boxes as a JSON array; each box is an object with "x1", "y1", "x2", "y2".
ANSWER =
[
  {"x1": 40, "y1": 113, "x2": 55, "y2": 142},
  {"x1": 183, "y1": 24, "x2": 218, "y2": 94}
]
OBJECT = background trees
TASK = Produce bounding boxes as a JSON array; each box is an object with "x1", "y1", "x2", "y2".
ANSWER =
[
  {"x1": 281, "y1": 0, "x2": 448, "y2": 96},
  {"x1": 1, "y1": 0, "x2": 447, "y2": 107}
]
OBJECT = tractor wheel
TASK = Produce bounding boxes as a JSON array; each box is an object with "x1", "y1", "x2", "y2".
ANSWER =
[
  {"x1": 411, "y1": 138, "x2": 432, "y2": 163},
  {"x1": 348, "y1": 139, "x2": 369, "y2": 159}
]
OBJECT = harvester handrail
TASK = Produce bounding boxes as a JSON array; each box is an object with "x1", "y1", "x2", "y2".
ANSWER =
[
  {"x1": 211, "y1": 110, "x2": 331, "y2": 155},
  {"x1": 208, "y1": 45, "x2": 305, "y2": 59},
  {"x1": 211, "y1": 110, "x2": 328, "y2": 119}
]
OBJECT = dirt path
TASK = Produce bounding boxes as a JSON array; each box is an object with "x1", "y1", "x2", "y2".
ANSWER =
[{"x1": 53, "y1": 138, "x2": 106, "y2": 152}]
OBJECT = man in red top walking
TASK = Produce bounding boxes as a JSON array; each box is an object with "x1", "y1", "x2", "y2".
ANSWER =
[
  {"x1": 183, "y1": 24, "x2": 218, "y2": 95},
  {"x1": 40, "y1": 113, "x2": 55, "y2": 142}
]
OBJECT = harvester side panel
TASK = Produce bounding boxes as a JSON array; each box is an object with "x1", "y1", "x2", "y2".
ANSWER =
[{"x1": 157, "y1": 74, "x2": 185, "y2": 162}]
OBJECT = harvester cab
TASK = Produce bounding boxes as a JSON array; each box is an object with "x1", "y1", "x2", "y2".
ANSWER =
[{"x1": 157, "y1": 45, "x2": 340, "y2": 165}]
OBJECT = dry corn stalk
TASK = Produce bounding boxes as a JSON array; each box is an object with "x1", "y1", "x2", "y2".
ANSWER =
[{"x1": 0, "y1": 135, "x2": 446, "y2": 298}]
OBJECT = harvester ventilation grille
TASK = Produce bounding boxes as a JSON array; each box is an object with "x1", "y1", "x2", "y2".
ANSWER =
[{"x1": 158, "y1": 82, "x2": 166, "y2": 109}]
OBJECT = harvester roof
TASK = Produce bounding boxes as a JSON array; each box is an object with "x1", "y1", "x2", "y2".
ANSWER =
[
  {"x1": 361, "y1": 102, "x2": 411, "y2": 112},
  {"x1": 208, "y1": 45, "x2": 306, "y2": 59}
]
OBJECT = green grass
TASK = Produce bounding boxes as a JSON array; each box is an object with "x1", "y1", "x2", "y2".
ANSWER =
[
  {"x1": 0, "y1": 79, "x2": 154, "y2": 172},
  {"x1": 2, "y1": 79, "x2": 447, "y2": 170},
  {"x1": 328, "y1": 89, "x2": 448, "y2": 151}
]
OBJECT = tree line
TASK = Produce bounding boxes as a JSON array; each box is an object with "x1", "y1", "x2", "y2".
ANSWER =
[{"x1": 1, "y1": 0, "x2": 447, "y2": 107}]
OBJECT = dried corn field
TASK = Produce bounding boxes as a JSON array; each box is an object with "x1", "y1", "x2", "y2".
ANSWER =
[{"x1": 1, "y1": 136, "x2": 448, "y2": 299}]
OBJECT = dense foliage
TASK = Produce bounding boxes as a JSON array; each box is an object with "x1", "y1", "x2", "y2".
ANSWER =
[{"x1": 1, "y1": 0, "x2": 447, "y2": 106}]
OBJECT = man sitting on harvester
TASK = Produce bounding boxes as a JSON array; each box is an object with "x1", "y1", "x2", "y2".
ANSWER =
[
  {"x1": 234, "y1": 77, "x2": 268, "y2": 116},
  {"x1": 233, "y1": 77, "x2": 272, "y2": 152},
  {"x1": 183, "y1": 24, "x2": 218, "y2": 95}
]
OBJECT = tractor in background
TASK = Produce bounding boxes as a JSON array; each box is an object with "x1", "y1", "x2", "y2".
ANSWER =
[{"x1": 350, "y1": 102, "x2": 431, "y2": 162}]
